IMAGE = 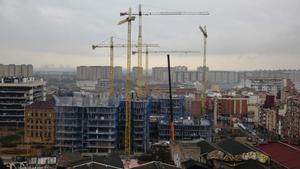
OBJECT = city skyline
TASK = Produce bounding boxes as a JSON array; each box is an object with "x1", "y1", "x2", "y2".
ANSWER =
[{"x1": 1, "y1": 0, "x2": 299, "y2": 70}]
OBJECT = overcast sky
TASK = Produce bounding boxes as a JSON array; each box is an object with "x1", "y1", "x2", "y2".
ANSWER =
[{"x1": 0, "y1": 0, "x2": 299, "y2": 70}]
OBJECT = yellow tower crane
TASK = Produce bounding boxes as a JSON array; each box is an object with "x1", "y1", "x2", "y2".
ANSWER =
[
  {"x1": 118, "y1": 7, "x2": 135, "y2": 155},
  {"x1": 121, "y1": 4, "x2": 209, "y2": 98},
  {"x1": 92, "y1": 37, "x2": 159, "y2": 99}
]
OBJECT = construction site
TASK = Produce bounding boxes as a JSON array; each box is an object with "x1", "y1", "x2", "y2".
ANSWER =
[
  {"x1": 92, "y1": 4, "x2": 209, "y2": 156},
  {"x1": 2, "y1": 1, "x2": 300, "y2": 169}
]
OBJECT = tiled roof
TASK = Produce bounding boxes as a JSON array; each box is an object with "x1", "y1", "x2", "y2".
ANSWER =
[
  {"x1": 132, "y1": 161, "x2": 180, "y2": 169},
  {"x1": 75, "y1": 163, "x2": 120, "y2": 169},
  {"x1": 220, "y1": 160, "x2": 268, "y2": 169},
  {"x1": 233, "y1": 160, "x2": 268, "y2": 169},
  {"x1": 67, "y1": 152, "x2": 123, "y2": 169},
  {"x1": 256, "y1": 142, "x2": 300, "y2": 169},
  {"x1": 181, "y1": 159, "x2": 212, "y2": 169},
  {"x1": 197, "y1": 140, "x2": 217, "y2": 155},
  {"x1": 217, "y1": 138, "x2": 253, "y2": 155}
]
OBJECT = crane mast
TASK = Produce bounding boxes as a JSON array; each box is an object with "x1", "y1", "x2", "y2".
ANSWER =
[
  {"x1": 145, "y1": 45, "x2": 149, "y2": 97},
  {"x1": 118, "y1": 8, "x2": 135, "y2": 155},
  {"x1": 137, "y1": 4, "x2": 143, "y2": 97},
  {"x1": 199, "y1": 25, "x2": 208, "y2": 116},
  {"x1": 110, "y1": 37, "x2": 114, "y2": 98},
  {"x1": 125, "y1": 9, "x2": 132, "y2": 155}
]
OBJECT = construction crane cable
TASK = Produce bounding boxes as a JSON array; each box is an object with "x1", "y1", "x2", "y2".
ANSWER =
[{"x1": 138, "y1": 3, "x2": 183, "y2": 12}]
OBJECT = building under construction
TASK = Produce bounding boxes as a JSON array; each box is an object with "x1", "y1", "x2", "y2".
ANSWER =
[
  {"x1": 158, "y1": 117, "x2": 212, "y2": 142},
  {"x1": 0, "y1": 77, "x2": 46, "y2": 130},
  {"x1": 148, "y1": 96, "x2": 186, "y2": 144},
  {"x1": 117, "y1": 98, "x2": 150, "y2": 153},
  {"x1": 149, "y1": 96, "x2": 185, "y2": 119},
  {"x1": 54, "y1": 92, "x2": 118, "y2": 154}
]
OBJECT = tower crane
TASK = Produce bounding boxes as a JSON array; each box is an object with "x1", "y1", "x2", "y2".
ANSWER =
[
  {"x1": 92, "y1": 37, "x2": 159, "y2": 99},
  {"x1": 121, "y1": 4, "x2": 209, "y2": 98},
  {"x1": 118, "y1": 7, "x2": 135, "y2": 155},
  {"x1": 136, "y1": 4, "x2": 143, "y2": 97},
  {"x1": 132, "y1": 49, "x2": 201, "y2": 96},
  {"x1": 199, "y1": 25, "x2": 208, "y2": 116}
]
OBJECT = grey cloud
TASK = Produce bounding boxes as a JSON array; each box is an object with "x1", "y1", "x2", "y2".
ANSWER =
[{"x1": 0, "y1": 0, "x2": 299, "y2": 69}]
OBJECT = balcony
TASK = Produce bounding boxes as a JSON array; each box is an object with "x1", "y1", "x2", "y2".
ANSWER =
[
  {"x1": 0, "y1": 108, "x2": 24, "y2": 111},
  {"x1": 87, "y1": 124, "x2": 115, "y2": 128},
  {"x1": 88, "y1": 131, "x2": 116, "y2": 135},
  {"x1": 87, "y1": 144, "x2": 115, "y2": 149},
  {"x1": 56, "y1": 130, "x2": 79, "y2": 134},
  {"x1": 56, "y1": 137, "x2": 79, "y2": 141},
  {"x1": 0, "y1": 114, "x2": 23, "y2": 117},
  {"x1": 0, "y1": 102, "x2": 26, "y2": 105},
  {"x1": 87, "y1": 138, "x2": 115, "y2": 142},
  {"x1": 0, "y1": 90, "x2": 30, "y2": 94},
  {"x1": 0, "y1": 96, "x2": 27, "y2": 99}
]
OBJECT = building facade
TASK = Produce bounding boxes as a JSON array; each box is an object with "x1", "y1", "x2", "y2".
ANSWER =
[
  {"x1": 24, "y1": 100, "x2": 55, "y2": 144},
  {"x1": 259, "y1": 108, "x2": 278, "y2": 132},
  {"x1": 54, "y1": 93, "x2": 118, "y2": 153},
  {"x1": 283, "y1": 97, "x2": 300, "y2": 144},
  {"x1": 149, "y1": 96, "x2": 185, "y2": 119},
  {"x1": 216, "y1": 97, "x2": 248, "y2": 126},
  {"x1": 217, "y1": 97, "x2": 248, "y2": 117},
  {"x1": 76, "y1": 66, "x2": 123, "y2": 81},
  {"x1": 151, "y1": 66, "x2": 239, "y2": 85},
  {"x1": 0, "y1": 77, "x2": 46, "y2": 129},
  {"x1": 158, "y1": 118, "x2": 212, "y2": 141},
  {"x1": 0, "y1": 64, "x2": 33, "y2": 77},
  {"x1": 117, "y1": 100, "x2": 150, "y2": 153}
]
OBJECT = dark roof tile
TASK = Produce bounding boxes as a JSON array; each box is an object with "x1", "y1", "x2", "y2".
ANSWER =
[
  {"x1": 217, "y1": 138, "x2": 253, "y2": 155},
  {"x1": 132, "y1": 161, "x2": 180, "y2": 169}
]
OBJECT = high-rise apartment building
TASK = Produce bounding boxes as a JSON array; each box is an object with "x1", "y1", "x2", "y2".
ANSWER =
[
  {"x1": 151, "y1": 66, "x2": 239, "y2": 84},
  {"x1": 76, "y1": 66, "x2": 123, "y2": 81},
  {"x1": 0, "y1": 64, "x2": 33, "y2": 77},
  {"x1": 0, "y1": 77, "x2": 46, "y2": 129}
]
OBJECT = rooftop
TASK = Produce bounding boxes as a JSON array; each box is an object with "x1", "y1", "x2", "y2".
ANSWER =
[
  {"x1": 217, "y1": 138, "x2": 254, "y2": 155},
  {"x1": 132, "y1": 161, "x2": 180, "y2": 169},
  {"x1": 256, "y1": 142, "x2": 300, "y2": 169},
  {"x1": 26, "y1": 99, "x2": 55, "y2": 109},
  {"x1": 197, "y1": 140, "x2": 217, "y2": 155},
  {"x1": 69, "y1": 152, "x2": 123, "y2": 169},
  {"x1": 0, "y1": 77, "x2": 45, "y2": 87}
]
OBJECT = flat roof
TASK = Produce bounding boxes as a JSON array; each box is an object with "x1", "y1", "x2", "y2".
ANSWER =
[{"x1": 0, "y1": 81, "x2": 45, "y2": 87}]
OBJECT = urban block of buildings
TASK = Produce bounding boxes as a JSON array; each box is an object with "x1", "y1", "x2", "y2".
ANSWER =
[{"x1": 0, "y1": 64, "x2": 33, "y2": 77}]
